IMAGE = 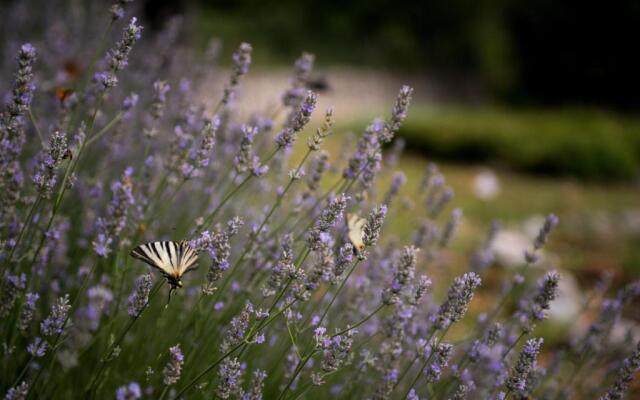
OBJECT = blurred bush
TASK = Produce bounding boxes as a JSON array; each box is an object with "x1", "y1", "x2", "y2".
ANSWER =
[{"x1": 397, "y1": 107, "x2": 640, "y2": 181}]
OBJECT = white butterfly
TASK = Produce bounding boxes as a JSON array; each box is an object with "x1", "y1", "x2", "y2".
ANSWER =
[
  {"x1": 346, "y1": 213, "x2": 366, "y2": 252},
  {"x1": 130, "y1": 241, "x2": 199, "y2": 290}
]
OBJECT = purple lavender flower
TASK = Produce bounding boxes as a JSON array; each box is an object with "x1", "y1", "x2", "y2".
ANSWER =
[
  {"x1": 220, "y1": 302, "x2": 253, "y2": 352},
  {"x1": 434, "y1": 272, "x2": 482, "y2": 331},
  {"x1": 600, "y1": 341, "x2": 640, "y2": 400},
  {"x1": 382, "y1": 172, "x2": 406, "y2": 207},
  {"x1": 506, "y1": 338, "x2": 543, "y2": 393},
  {"x1": 440, "y1": 208, "x2": 463, "y2": 248},
  {"x1": 332, "y1": 242, "x2": 353, "y2": 283},
  {"x1": 363, "y1": 204, "x2": 388, "y2": 248},
  {"x1": 383, "y1": 246, "x2": 419, "y2": 305},
  {"x1": 424, "y1": 342, "x2": 453, "y2": 383},
  {"x1": 108, "y1": 17, "x2": 143, "y2": 72},
  {"x1": 115, "y1": 382, "x2": 142, "y2": 400},
  {"x1": 94, "y1": 18, "x2": 142, "y2": 93},
  {"x1": 306, "y1": 194, "x2": 348, "y2": 251},
  {"x1": 4, "y1": 382, "x2": 29, "y2": 400},
  {"x1": 191, "y1": 217, "x2": 243, "y2": 295},
  {"x1": 307, "y1": 108, "x2": 334, "y2": 151},
  {"x1": 163, "y1": 344, "x2": 184, "y2": 385},
  {"x1": 342, "y1": 120, "x2": 381, "y2": 180},
  {"x1": 275, "y1": 91, "x2": 317, "y2": 149},
  {"x1": 221, "y1": 42, "x2": 253, "y2": 106},
  {"x1": 110, "y1": 0, "x2": 134, "y2": 21},
  {"x1": 0, "y1": 272, "x2": 26, "y2": 318},
  {"x1": 27, "y1": 337, "x2": 47, "y2": 357},
  {"x1": 18, "y1": 292, "x2": 39, "y2": 331},
  {"x1": 92, "y1": 167, "x2": 135, "y2": 257},
  {"x1": 0, "y1": 43, "x2": 37, "y2": 228},
  {"x1": 525, "y1": 213, "x2": 559, "y2": 263},
  {"x1": 216, "y1": 357, "x2": 244, "y2": 399},
  {"x1": 127, "y1": 274, "x2": 152, "y2": 317},
  {"x1": 380, "y1": 85, "x2": 413, "y2": 143},
  {"x1": 243, "y1": 369, "x2": 267, "y2": 400},
  {"x1": 234, "y1": 125, "x2": 259, "y2": 174},
  {"x1": 40, "y1": 294, "x2": 71, "y2": 337},
  {"x1": 282, "y1": 52, "x2": 315, "y2": 107},
  {"x1": 32, "y1": 131, "x2": 69, "y2": 199}
]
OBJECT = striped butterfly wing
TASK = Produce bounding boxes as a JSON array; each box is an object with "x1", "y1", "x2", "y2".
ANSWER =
[{"x1": 130, "y1": 241, "x2": 199, "y2": 280}]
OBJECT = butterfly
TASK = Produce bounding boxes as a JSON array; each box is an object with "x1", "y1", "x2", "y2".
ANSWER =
[
  {"x1": 130, "y1": 241, "x2": 199, "y2": 296},
  {"x1": 346, "y1": 213, "x2": 366, "y2": 252}
]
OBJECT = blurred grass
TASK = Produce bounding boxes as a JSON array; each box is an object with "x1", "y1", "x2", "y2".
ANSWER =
[{"x1": 396, "y1": 106, "x2": 640, "y2": 180}]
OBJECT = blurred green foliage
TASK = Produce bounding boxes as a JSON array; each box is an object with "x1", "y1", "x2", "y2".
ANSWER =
[{"x1": 396, "y1": 106, "x2": 640, "y2": 180}]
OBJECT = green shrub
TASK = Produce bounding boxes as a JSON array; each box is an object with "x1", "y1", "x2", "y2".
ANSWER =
[{"x1": 398, "y1": 107, "x2": 640, "y2": 180}]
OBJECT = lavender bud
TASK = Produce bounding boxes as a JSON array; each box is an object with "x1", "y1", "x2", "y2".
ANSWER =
[
  {"x1": 440, "y1": 208, "x2": 463, "y2": 248},
  {"x1": 283, "y1": 52, "x2": 315, "y2": 107},
  {"x1": 424, "y1": 342, "x2": 453, "y2": 383},
  {"x1": 222, "y1": 42, "x2": 252, "y2": 106},
  {"x1": 108, "y1": 17, "x2": 143, "y2": 72},
  {"x1": 127, "y1": 274, "x2": 152, "y2": 317},
  {"x1": 0, "y1": 273, "x2": 26, "y2": 318},
  {"x1": 163, "y1": 344, "x2": 184, "y2": 385},
  {"x1": 18, "y1": 292, "x2": 39, "y2": 332},
  {"x1": 525, "y1": 213, "x2": 559, "y2": 263},
  {"x1": 234, "y1": 125, "x2": 258, "y2": 174},
  {"x1": 275, "y1": 91, "x2": 317, "y2": 148},
  {"x1": 32, "y1": 131, "x2": 69, "y2": 199},
  {"x1": 244, "y1": 369, "x2": 267, "y2": 400},
  {"x1": 380, "y1": 85, "x2": 413, "y2": 143},
  {"x1": 27, "y1": 337, "x2": 47, "y2": 357},
  {"x1": 435, "y1": 272, "x2": 482, "y2": 331},
  {"x1": 363, "y1": 204, "x2": 388, "y2": 247},
  {"x1": 383, "y1": 246, "x2": 418, "y2": 305},
  {"x1": 382, "y1": 172, "x2": 406, "y2": 207},
  {"x1": 115, "y1": 382, "x2": 142, "y2": 400},
  {"x1": 216, "y1": 357, "x2": 244, "y2": 399},
  {"x1": 264, "y1": 234, "x2": 294, "y2": 297},
  {"x1": 306, "y1": 194, "x2": 348, "y2": 250},
  {"x1": 4, "y1": 382, "x2": 29, "y2": 400},
  {"x1": 149, "y1": 80, "x2": 171, "y2": 121},
  {"x1": 40, "y1": 294, "x2": 71, "y2": 337},
  {"x1": 506, "y1": 338, "x2": 543, "y2": 393},
  {"x1": 332, "y1": 243, "x2": 354, "y2": 283},
  {"x1": 306, "y1": 151, "x2": 330, "y2": 194},
  {"x1": 600, "y1": 341, "x2": 640, "y2": 400},
  {"x1": 308, "y1": 108, "x2": 334, "y2": 150}
]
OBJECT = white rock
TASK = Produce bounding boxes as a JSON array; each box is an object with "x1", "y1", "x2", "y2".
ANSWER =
[
  {"x1": 472, "y1": 169, "x2": 500, "y2": 200},
  {"x1": 549, "y1": 270, "x2": 583, "y2": 323},
  {"x1": 493, "y1": 230, "x2": 531, "y2": 268}
]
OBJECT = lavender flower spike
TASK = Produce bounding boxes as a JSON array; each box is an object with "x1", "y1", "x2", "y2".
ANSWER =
[
  {"x1": 4, "y1": 382, "x2": 29, "y2": 400},
  {"x1": 221, "y1": 42, "x2": 253, "y2": 106},
  {"x1": 434, "y1": 272, "x2": 482, "y2": 331},
  {"x1": 275, "y1": 90, "x2": 318, "y2": 149},
  {"x1": 163, "y1": 344, "x2": 184, "y2": 385},
  {"x1": 40, "y1": 294, "x2": 71, "y2": 337},
  {"x1": 599, "y1": 341, "x2": 640, "y2": 400},
  {"x1": 525, "y1": 213, "x2": 559, "y2": 263},
  {"x1": 380, "y1": 85, "x2": 413, "y2": 143},
  {"x1": 127, "y1": 274, "x2": 152, "y2": 317},
  {"x1": 363, "y1": 204, "x2": 388, "y2": 247},
  {"x1": 506, "y1": 337, "x2": 543, "y2": 393}
]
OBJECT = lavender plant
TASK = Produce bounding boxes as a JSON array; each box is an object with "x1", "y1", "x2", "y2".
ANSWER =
[{"x1": 0, "y1": 2, "x2": 638, "y2": 399}]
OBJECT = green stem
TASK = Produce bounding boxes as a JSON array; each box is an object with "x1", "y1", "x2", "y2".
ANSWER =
[{"x1": 86, "y1": 282, "x2": 164, "y2": 397}]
